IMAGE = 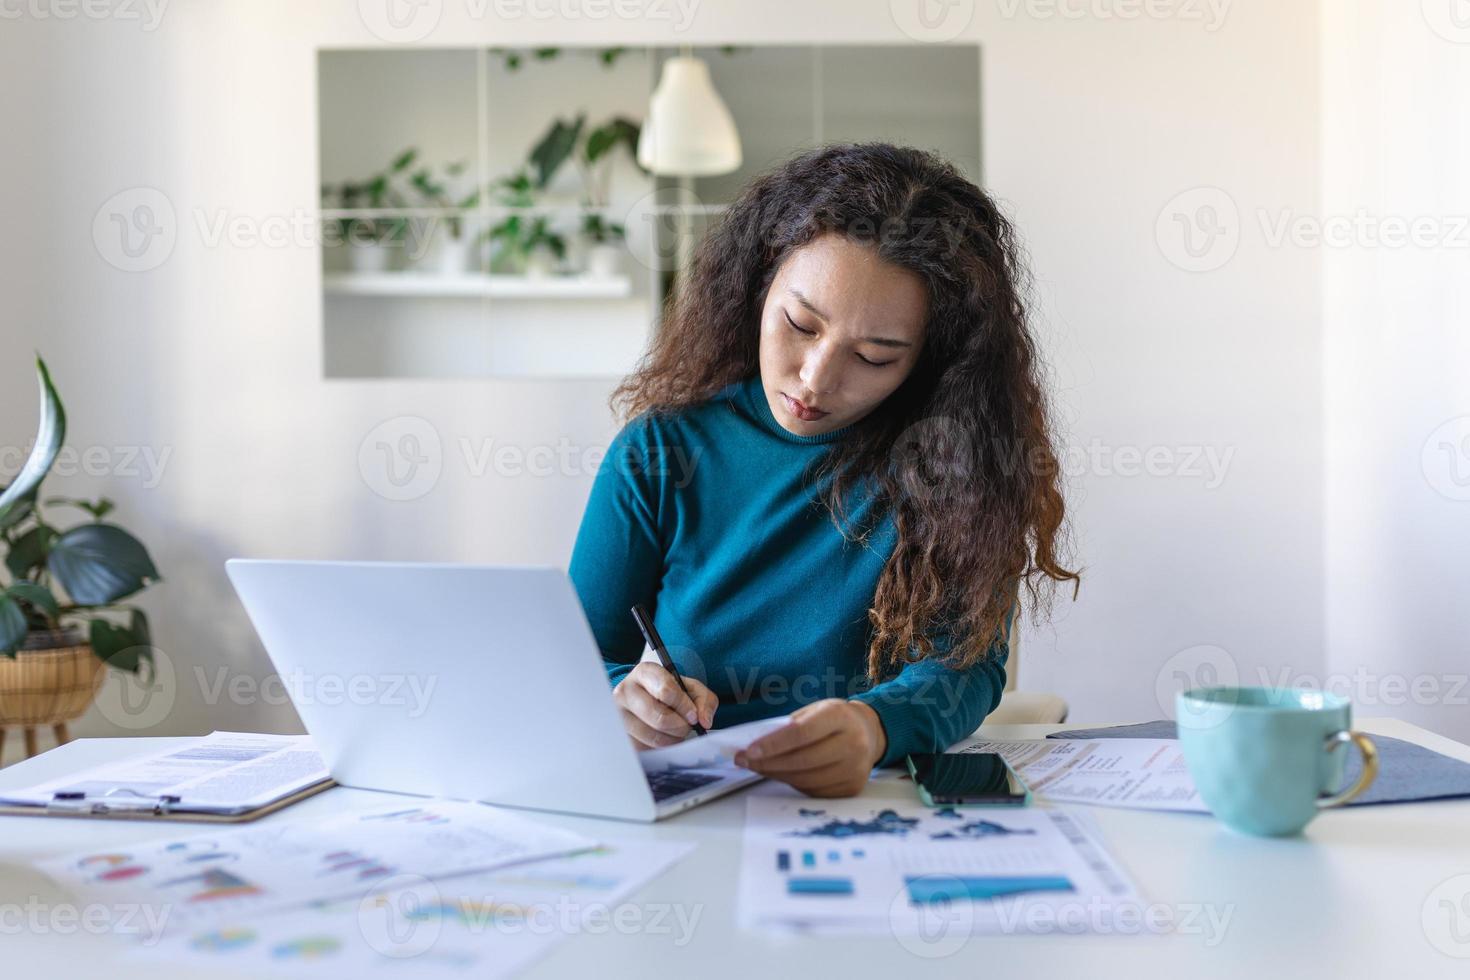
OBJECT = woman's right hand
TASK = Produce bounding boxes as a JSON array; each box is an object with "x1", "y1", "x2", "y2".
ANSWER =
[{"x1": 614, "y1": 662, "x2": 719, "y2": 750}]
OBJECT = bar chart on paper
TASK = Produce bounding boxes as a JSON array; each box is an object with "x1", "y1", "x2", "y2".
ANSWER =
[{"x1": 738, "y1": 796, "x2": 1143, "y2": 934}]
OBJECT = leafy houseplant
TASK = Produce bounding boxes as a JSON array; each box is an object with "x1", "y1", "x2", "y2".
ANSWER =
[
  {"x1": 485, "y1": 213, "x2": 567, "y2": 277},
  {"x1": 320, "y1": 148, "x2": 418, "y2": 272},
  {"x1": 486, "y1": 46, "x2": 632, "y2": 72},
  {"x1": 481, "y1": 114, "x2": 643, "y2": 278},
  {"x1": 481, "y1": 117, "x2": 586, "y2": 276},
  {"x1": 580, "y1": 212, "x2": 626, "y2": 244},
  {"x1": 409, "y1": 160, "x2": 482, "y2": 275},
  {"x1": 0, "y1": 358, "x2": 161, "y2": 699},
  {"x1": 536, "y1": 113, "x2": 641, "y2": 278},
  {"x1": 520, "y1": 218, "x2": 568, "y2": 278},
  {"x1": 581, "y1": 212, "x2": 626, "y2": 279},
  {"x1": 481, "y1": 168, "x2": 566, "y2": 276},
  {"x1": 484, "y1": 44, "x2": 745, "y2": 73},
  {"x1": 525, "y1": 112, "x2": 646, "y2": 210},
  {"x1": 578, "y1": 117, "x2": 643, "y2": 210}
]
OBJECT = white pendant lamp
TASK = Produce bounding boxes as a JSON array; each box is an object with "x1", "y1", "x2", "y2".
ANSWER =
[{"x1": 637, "y1": 51, "x2": 742, "y2": 176}]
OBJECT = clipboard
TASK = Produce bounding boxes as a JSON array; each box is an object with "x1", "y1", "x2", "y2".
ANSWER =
[{"x1": 0, "y1": 778, "x2": 336, "y2": 823}]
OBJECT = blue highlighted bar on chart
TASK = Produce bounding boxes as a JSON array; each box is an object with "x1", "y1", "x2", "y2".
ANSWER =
[
  {"x1": 787, "y1": 877, "x2": 855, "y2": 896},
  {"x1": 780, "y1": 847, "x2": 867, "y2": 875},
  {"x1": 904, "y1": 875, "x2": 1075, "y2": 904}
]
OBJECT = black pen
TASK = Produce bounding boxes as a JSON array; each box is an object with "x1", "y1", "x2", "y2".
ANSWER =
[{"x1": 630, "y1": 603, "x2": 707, "y2": 736}]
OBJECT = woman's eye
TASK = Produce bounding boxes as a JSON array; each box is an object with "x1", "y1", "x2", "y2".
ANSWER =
[
  {"x1": 785, "y1": 311, "x2": 893, "y2": 367},
  {"x1": 784, "y1": 311, "x2": 815, "y2": 336}
]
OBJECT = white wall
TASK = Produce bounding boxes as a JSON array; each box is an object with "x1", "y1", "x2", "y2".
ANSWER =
[
  {"x1": 1321, "y1": 0, "x2": 1470, "y2": 741},
  {"x1": 1, "y1": 0, "x2": 1427, "y2": 750}
]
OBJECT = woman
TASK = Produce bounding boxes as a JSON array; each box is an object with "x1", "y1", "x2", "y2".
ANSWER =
[{"x1": 569, "y1": 142, "x2": 1078, "y2": 798}]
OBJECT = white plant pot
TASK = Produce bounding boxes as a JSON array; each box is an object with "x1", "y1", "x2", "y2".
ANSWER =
[
  {"x1": 586, "y1": 242, "x2": 623, "y2": 279},
  {"x1": 348, "y1": 240, "x2": 393, "y2": 274},
  {"x1": 525, "y1": 247, "x2": 557, "y2": 279},
  {"x1": 436, "y1": 235, "x2": 474, "y2": 276}
]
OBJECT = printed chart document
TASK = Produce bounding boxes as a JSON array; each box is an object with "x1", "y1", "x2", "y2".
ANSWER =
[
  {"x1": 0, "y1": 731, "x2": 331, "y2": 815},
  {"x1": 37, "y1": 799, "x2": 598, "y2": 933},
  {"x1": 738, "y1": 794, "x2": 1143, "y2": 935},
  {"x1": 957, "y1": 738, "x2": 1208, "y2": 813},
  {"x1": 126, "y1": 839, "x2": 695, "y2": 979}
]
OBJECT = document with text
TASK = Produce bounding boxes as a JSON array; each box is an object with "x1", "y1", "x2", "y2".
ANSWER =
[{"x1": 957, "y1": 738, "x2": 1209, "y2": 813}]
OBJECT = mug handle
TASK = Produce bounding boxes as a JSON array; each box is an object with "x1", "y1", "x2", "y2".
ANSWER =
[{"x1": 1316, "y1": 730, "x2": 1380, "y2": 808}]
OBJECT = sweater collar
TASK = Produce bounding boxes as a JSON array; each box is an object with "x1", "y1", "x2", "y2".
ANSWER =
[{"x1": 738, "y1": 375, "x2": 854, "y2": 445}]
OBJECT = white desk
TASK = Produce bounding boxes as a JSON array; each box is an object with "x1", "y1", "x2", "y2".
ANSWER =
[{"x1": 2, "y1": 719, "x2": 1468, "y2": 979}]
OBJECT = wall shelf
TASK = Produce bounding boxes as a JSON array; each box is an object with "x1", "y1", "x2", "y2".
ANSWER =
[
  {"x1": 323, "y1": 272, "x2": 633, "y2": 299},
  {"x1": 318, "y1": 43, "x2": 979, "y2": 378}
]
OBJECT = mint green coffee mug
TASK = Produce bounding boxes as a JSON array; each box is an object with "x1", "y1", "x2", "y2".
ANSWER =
[{"x1": 1176, "y1": 686, "x2": 1379, "y2": 837}]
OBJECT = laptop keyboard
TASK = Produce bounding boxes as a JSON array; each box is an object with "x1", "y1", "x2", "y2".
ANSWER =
[{"x1": 646, "y1": 769, "x2": 725, "y2": 802}]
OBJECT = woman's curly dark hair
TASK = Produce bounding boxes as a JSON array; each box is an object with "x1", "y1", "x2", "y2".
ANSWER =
[{"x1": 611, "y1": 142, "x2": 1079, "y2": 684}]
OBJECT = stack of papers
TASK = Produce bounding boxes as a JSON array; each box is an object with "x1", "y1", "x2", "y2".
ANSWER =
[
  {"x1": 36, "y1": 797, "x2": 693, "y2": 978},
  {"x1": 37, "y1": 799, "x2": 598, "y2": 929}
]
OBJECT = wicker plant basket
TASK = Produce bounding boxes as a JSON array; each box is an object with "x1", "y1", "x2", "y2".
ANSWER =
[{"x1": 0, "y1": 627, "x2": 104, "y2": 739}]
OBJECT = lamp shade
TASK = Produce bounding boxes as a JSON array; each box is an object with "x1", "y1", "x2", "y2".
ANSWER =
[{"x1": 636, "y1": 56, "x2": 742, "y2": 177}]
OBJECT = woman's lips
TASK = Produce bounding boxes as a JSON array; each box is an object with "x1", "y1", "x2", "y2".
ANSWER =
[{"x1": 782, "y1": 393, "x2": 829, "y2": 422}]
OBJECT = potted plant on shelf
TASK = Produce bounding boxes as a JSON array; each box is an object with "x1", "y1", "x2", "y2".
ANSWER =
[
  {"x1": 0, "y1": 357, "x2": 161, "y2": 759},
  {"x1": 485, "y1": 212, "x2": 567, "y2": 278},
  {"x1": 575, "y1": 116, "x2": 644, "y2": 213},
  {"x1": 497, "y1": 119, "x2": 583, "y2": 278},
  {"x1": 475, "y1": 113, "x2": 644, "y2": 282},
  {"x1": 409, "y1": 159, "x2": 482, "y2": 276},
  {"x1": 482, "y1": 169, "x2": 569, "y2": 277},
  {"x1": 580, "y1": 212, "x2": 626, "y2": 279},
  {"x1": 486, "y1": 114, "x2": 645, "y2": 281},
  {"x1": 521, "y1": 218, "x2": 568, "y2": 279},
  {"x1": 575, "y1": 117, "x2": 641, "y2": 280},
  {"x1": 321, "y1": 148, "x2": 417, "y2": 274}
]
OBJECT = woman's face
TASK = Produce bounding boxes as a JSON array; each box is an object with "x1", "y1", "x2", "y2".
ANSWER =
[{"x1": 757, "y1": 232, "x2": 929, "y2": 436}]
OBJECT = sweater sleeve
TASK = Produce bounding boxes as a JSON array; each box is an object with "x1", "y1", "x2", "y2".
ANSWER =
[
  {"x1": 568, "y1": 419, "x2": 666, "y2": 688},
  {"x1": 849, "y1": 602, "x2": 1015, "y2": 768}
]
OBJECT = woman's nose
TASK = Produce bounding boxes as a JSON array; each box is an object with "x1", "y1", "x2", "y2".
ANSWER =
[{"x1": 799, "y1": 344, "x2": 841, "y2": 395}]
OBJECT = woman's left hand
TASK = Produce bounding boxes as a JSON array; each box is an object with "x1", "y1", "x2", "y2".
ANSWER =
[{"x1": 733, "y1": 699, "x2": 888, "y2": 797}]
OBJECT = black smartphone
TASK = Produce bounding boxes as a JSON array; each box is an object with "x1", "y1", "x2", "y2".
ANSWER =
[{"x1": 905, "y1": 751, "x2": 1031, "y2": 806}]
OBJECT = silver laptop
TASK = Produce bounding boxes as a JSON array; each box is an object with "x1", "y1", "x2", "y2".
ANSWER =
[{"x1": 224, "y1": 559, "x2": 761, "y2": 822}]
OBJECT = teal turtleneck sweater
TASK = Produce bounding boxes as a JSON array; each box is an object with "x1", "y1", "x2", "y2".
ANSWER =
[{"x1": 568, "y1": 374, "x2": 1010, "y2": 768}]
